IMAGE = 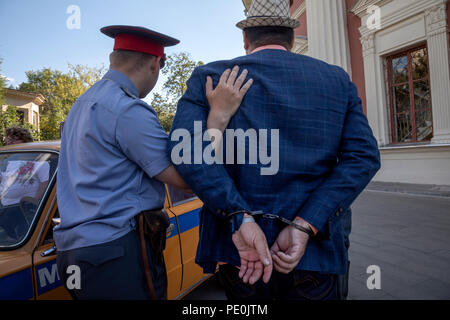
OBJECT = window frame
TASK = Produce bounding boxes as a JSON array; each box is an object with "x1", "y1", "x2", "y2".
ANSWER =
[
  {"x1": 0, "y1": 150, "x2": 59, "y2": 251},
  {"x1": 166, "y1": 184, "x2": 198, "y2": 208},
  {"x1": 385, "y1": 43, "x2": 433, "y2": 144}
]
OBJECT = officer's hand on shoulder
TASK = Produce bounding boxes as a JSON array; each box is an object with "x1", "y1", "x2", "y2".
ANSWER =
[{"x1": 206, "y1": 66, "x2": 253, "y2": 127}]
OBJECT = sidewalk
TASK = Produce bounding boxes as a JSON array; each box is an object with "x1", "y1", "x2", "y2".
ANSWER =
[
  {"x1": 366, "y1": 181, "x2": 450, "y2": 198},
  {"x1": 348, "y1": 188, "x2": 450, "y2": 300}
]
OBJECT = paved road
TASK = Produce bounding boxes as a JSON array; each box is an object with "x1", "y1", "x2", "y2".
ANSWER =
[{"x1": 184, "y1": 190, "x2": 450, "y2": 300}]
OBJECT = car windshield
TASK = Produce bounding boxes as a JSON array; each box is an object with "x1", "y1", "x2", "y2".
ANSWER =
[{"x1": 0, "y1": 151, "x2": 58, "y2": 248}]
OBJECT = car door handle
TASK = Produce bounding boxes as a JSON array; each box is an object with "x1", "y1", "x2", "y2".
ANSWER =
[
  {"x1": 41, "y1": 245, "x2": 57, "y2": 257},
  {"x1": 166, "y1": 223, "x2": 175, "y2": 237}
]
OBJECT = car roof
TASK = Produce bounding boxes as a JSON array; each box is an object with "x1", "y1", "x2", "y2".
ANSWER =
[{"x1": 0, "y1": 140, "x2": 61, "y2": 152}]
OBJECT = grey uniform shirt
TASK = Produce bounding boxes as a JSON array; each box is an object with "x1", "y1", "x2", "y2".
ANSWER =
[{"x1": 54, "y1": 69, "x2": 171, "y2": 251}]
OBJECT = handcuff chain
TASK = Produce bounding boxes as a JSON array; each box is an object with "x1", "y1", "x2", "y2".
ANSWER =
[{"x1": 227, "y1": 210, "x2": 315, "y2": 237}]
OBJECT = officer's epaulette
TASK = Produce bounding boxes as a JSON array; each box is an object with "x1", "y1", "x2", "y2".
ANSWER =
[{"x1": 120, "y1": 86, "x2": 138, "y2": 99}]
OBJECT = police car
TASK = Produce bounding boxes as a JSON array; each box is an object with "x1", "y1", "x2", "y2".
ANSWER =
[{"x1": 0, "y1": 141, "x2": 210, "y2": 300}]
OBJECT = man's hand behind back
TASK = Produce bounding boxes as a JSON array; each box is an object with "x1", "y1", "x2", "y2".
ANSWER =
[
  {"x1": 232, "y1": 221, "x2": 273, "y2": 285},
  {"x1": 270, "y1": 219, "x2": 310, "y2": 274}
]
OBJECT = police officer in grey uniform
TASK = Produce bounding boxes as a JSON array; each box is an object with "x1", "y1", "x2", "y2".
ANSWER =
[{"x1": 55, "y1": 25, "x2": 253, "y2": 300}]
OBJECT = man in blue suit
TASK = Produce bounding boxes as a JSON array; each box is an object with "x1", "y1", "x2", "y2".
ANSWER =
[{"x1": 168, "y1": 0, "x2": 380, "y2": 300}]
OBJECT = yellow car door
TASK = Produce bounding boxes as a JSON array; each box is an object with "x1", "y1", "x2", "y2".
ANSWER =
[
  {"x1": 0, "y1": 149, "x2": 61, "y2": 300},
  {"x1": 162, "y1": 186, "x2": 183, "y2": 300},
  {"x1": 165, "y1": 185, "x2": 212, "y2": 299},
  {"x1": 32, "y1": 188, "x2": 71, "y2": 300}
]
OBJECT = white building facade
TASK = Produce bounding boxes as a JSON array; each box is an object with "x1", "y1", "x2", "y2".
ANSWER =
[{"x1": 291, "y1": 0, "x2": 450, "y2": 185}]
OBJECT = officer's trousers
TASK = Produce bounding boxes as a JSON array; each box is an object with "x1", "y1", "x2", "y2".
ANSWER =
[{"x1": 56, "y1": 229, "x2": 167, "y2": 300}]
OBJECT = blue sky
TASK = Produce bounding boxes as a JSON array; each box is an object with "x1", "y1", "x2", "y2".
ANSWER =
[{"x1": 0, "y1": 0, "x2": 247, "y2": 98}]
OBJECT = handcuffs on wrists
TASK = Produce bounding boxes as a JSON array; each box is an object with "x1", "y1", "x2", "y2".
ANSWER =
[
  {"x1": 228, "y1": 210, "x2": 315, "y2": 238},
  {"x1": 242, "y1": 214, "x2": 256, "y2": 224}
]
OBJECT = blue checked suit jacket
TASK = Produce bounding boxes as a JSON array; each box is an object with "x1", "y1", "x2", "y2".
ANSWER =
[{"x1": 168, "y1": 49, "x2": 381, "y2": 275}]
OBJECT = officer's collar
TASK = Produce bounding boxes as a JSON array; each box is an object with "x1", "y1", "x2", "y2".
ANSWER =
[{"x1": 103, "y1": 69, "x2": 139, "y2": 99}]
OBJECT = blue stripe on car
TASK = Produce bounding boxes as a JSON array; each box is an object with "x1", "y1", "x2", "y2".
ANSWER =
[
  {"x1": 35, "y1": 260, "x2": 62, "y2": 296},
  {"x1": 177, "y1": 208, "x2": 201, "y2": 234},
  {"x1": 0, "y1": 268, "x2": 34, "y2": 300},
  {"x1": 166, "y1": 209, "x2": 201, "y2": 240}
]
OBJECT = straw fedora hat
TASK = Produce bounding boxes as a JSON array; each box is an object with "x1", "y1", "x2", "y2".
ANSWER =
[{"x1": 237, "y1": 0, "x2": 300, "y2": 30}]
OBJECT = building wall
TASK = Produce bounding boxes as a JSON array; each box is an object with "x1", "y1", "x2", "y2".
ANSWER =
[
  {"x1": 345, "y1": 0, "x2": 367, "y2": 115},
  {"x1": 375, "y1": 146, "x2": 450, "y2": 185},
  {"x1": 4, "y1": 93, "x2": 41, "y2": 130},
  {"x1": 353, "y1": 0, "x2": 450, "y2": 185},
  {"x1": 291, "y1": 0, "x2": 450, "y2": 186},
  {"x1": 291, "y1": 0, "x2": 367, "y2": 113},
  {"x1": 290, "y1": 0, "x2": 308, "y2": 54},
  {"x1": 5, "y1": 95, "x2": 29, "y2": 108},
  {"x1": 448, "y1": 1, "x2": 450, "y2": 31},
  {"x1": 291, "y1": 0, "x2": 307, "y2": 37}
]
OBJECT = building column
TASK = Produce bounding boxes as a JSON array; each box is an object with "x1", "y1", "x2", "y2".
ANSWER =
[
  {"x1": 361, "y1": 33, "x2": 384, "y2": 146},
  {"x1": 306, "y1": 0, "x2": 351, "y2": 73},
  {"x1": 426, "y1": 1, "x2": 450, "y2": 144}
]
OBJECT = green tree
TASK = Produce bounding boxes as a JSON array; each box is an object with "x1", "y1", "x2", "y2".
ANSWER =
[
  {"x1": 152, "y1": 93, "x2": 176, "y2": 133},
  {"x1": 151, "y1": 52, "x2": 203, "y2": 132},
  {"x1": 0, "y1": 58, "x2": 6, "y2": 107},
  {"x1": 0, "y1": 106, "x2": 40, "y2": 145},
  {"x1": 0, "y1": 106, "x2": 21, "y2": 144},
  {"x1": 19, "y1": 64, "x2": 105, "y2": 140}
]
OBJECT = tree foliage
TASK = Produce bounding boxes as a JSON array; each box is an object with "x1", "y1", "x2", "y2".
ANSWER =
[
  {"x1": 151, "y1": 52, "x2": 203, "y2": 132},
  {"x1": 5, "y1": 52, "x2": 199, "y2": 141},
  {"x1": 0, "y1": 58, "x2": 6, "y2": 107},
  {"x1": 19, "y1": 64, "x2": 105, "y2": 140},
  {"x1": 0, "y1": 106, "x2": 40, "y2": 145}
]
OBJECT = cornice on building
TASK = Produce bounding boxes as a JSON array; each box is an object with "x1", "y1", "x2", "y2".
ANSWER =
[
  {"x1": 357, "y1": 0, "x2": 447, "y2": 36},
  {"x1": 350, "y1": 0, "x2": 392, "y2": 17},
  {"x1": 5, "y1": 88, "x2": 46, "y2": 106}
]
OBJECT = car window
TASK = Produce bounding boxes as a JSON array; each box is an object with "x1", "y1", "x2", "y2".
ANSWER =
[
  {"x1": 0, "y1": 152, "x2": 58, "y2": 248},
  {"x1": 167, "y1": 185, "x2": 198, "y2": 207}
]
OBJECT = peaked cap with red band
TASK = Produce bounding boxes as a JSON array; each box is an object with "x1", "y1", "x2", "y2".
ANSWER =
[{"x1": 100, "y1": 25, "x2": 180, "y2": 58}]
